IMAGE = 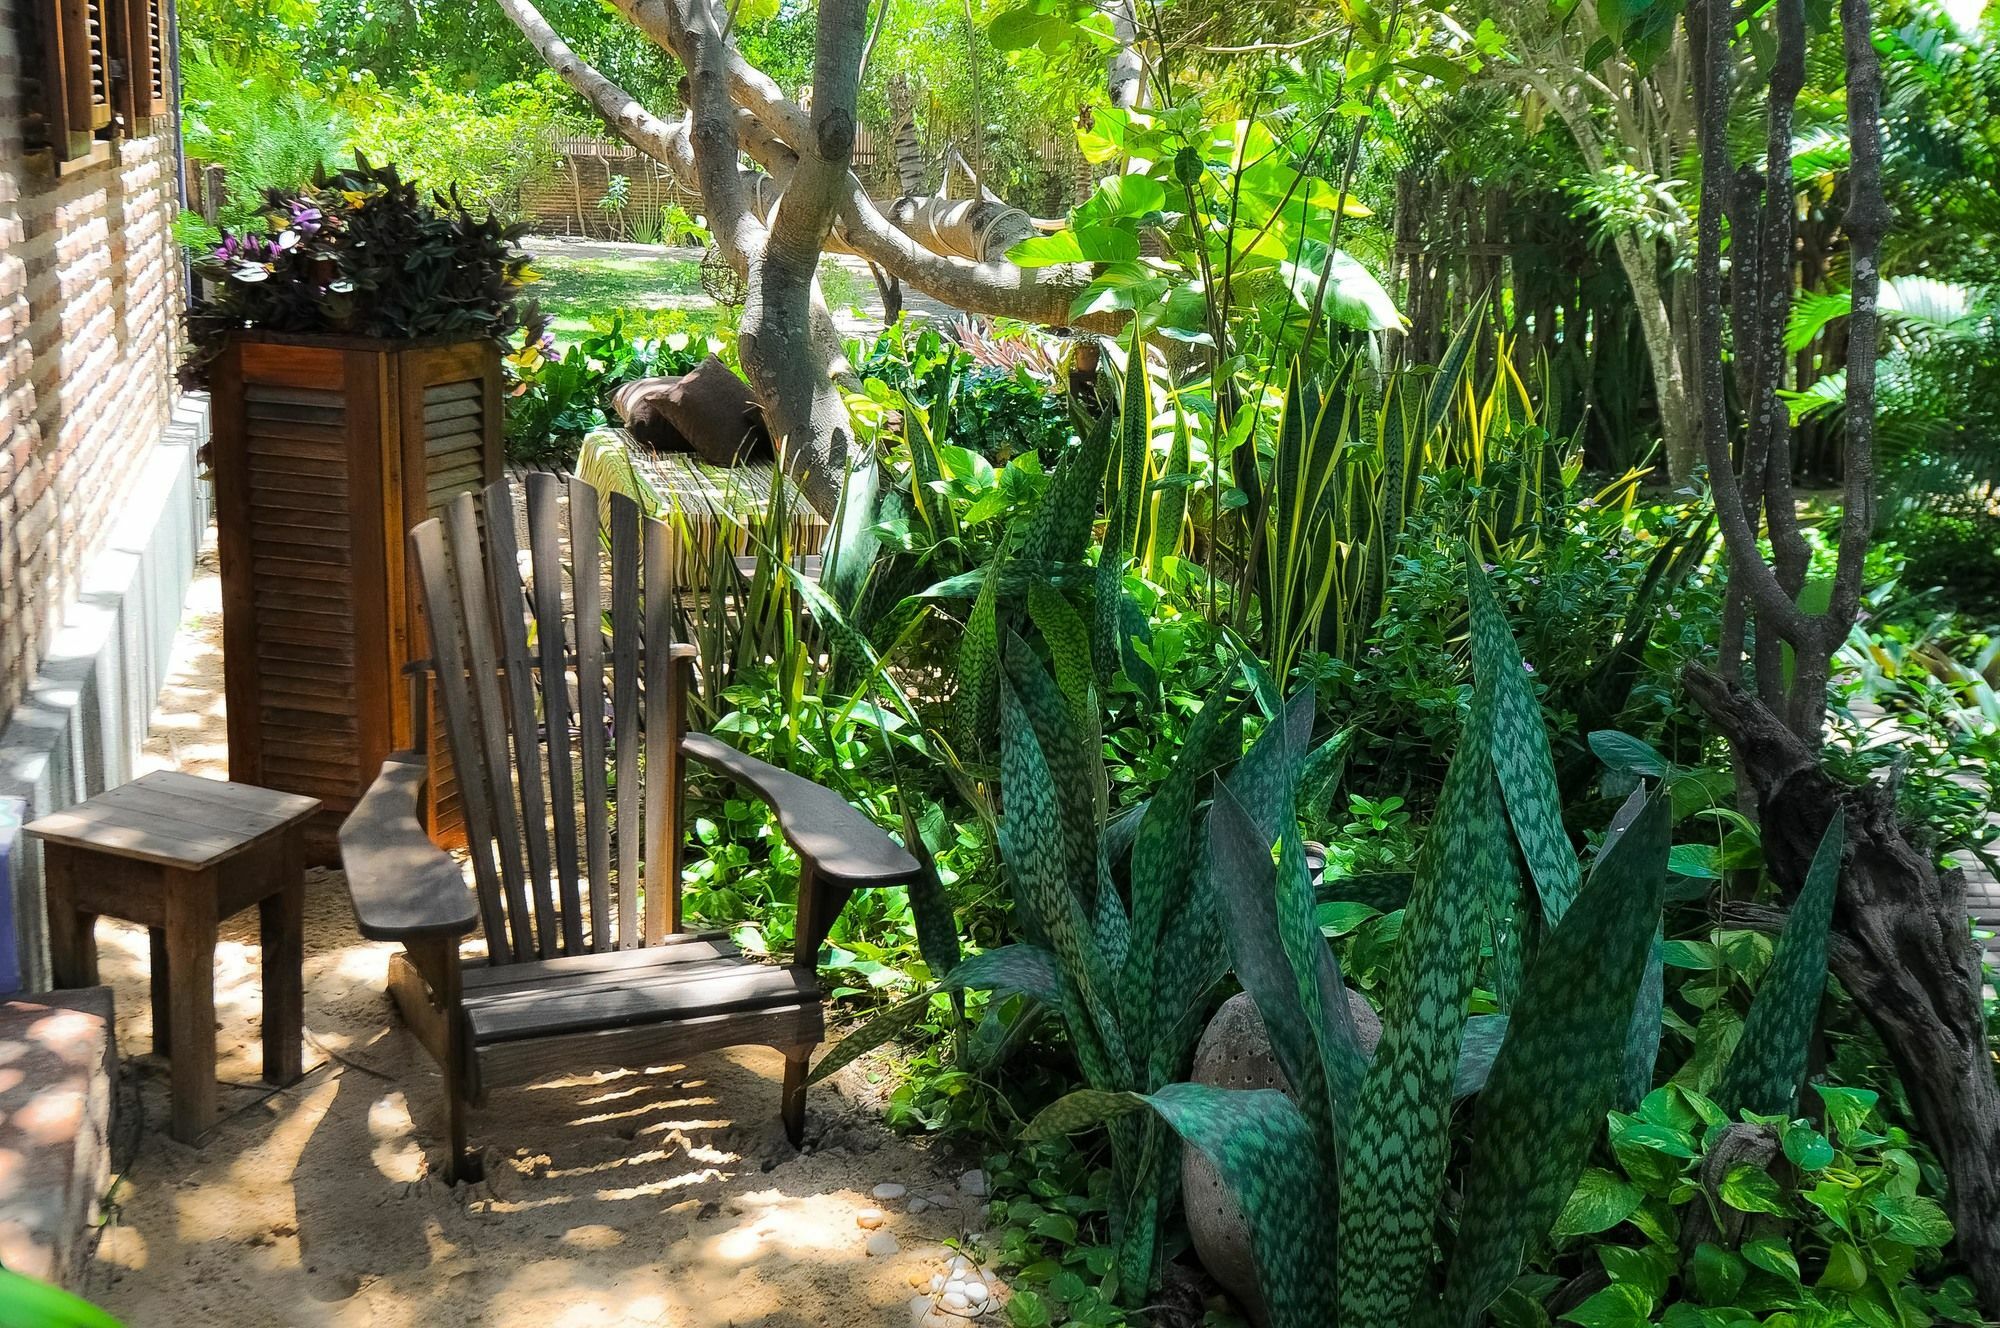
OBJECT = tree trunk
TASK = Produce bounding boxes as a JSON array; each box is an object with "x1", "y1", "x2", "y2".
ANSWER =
[
  {"x1": 1619, "y1": 234, "x2": 1699, "y2": 481},
  {"x1": 1685, "y1": 667, "x2": 2000, "y2": 1317}
]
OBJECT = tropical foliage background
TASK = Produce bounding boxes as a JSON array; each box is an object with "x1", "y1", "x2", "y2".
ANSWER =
[{"x1": 176, "y1": 0, "x2": 2000, "y2": 1323}]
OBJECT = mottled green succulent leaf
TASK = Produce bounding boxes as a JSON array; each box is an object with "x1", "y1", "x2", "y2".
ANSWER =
[
  {"x1": 1027, "y1": 582, "x2": 1100, "y2": 748},
  {"x1": 807, "y1": 987, "x2": 936, "y2": 1084},
  {"x1": 1124, "y1": 683, "x2": 1233, "y2": 1083},
  {"x1": 1003, "y1": 632, "x2": 1110, "y2": 916},
  {"x1": 1220, "y1": 690, "x2": 1365, "y2": 1122},
  {"x1": 1442, "y1": 792, "x2": 1670, "y2": 1328},
  {"x1": 1021, "y1": 1088, "x2": 1152, "y2": 1140},
  {"x1": 1453, "y1": 1014, "x2": 1510, "y2": 1098},
  {"x1": 997, "y1": 662, "x2": 1125, "y2": 1082},
  {"x1": 1339, "y1": 711, "x2": 1499, "y2": 1325},
  {"x1": 943, "y1": 944, "x2": 1066, "y2": 1005},
  {"x1": 951, "y1": 541, "x2": 1006, "y2": 753},
  {"x1": 1468, "y1": 561, "x2": 1580, "y2": 923},
  {"x1": 1621, "y1": 932, "x2": 1666, "y2": 1111},
  {"x1": 1144, "y1": 1083, "x2": 1341, "y2": 1328},
  {"x1": 1020, "y1": 406, "x2": 1116, "y2": 568},
  {"x1": 1207, "y1": 786, "x2": 1341, "y2": 1150},
  {"x1": 1713, "y1": 812, "x2": 1844, "y2": 1118}
]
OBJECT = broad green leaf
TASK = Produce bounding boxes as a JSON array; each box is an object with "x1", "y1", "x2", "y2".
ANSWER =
[
  {"x1": 1780, "y1": 1121, "x2": 1835, "y2": 1171},
  {"x1": 1007, "y1": 225, "x2": 1142, "y2": 267},
  {"x1": 1444, "y1": 793, "x2": 1670, "y2": 1326},
  {"x1": 1719, "y1": 1164, "x2": 1787, "y2": 1215},
  {"x1": 1868, "y1": 1192, "x2": 1954, "y2": 1248},
  {"x1": 1552, "y1": 1169, "x2": 1644, "y2": 1237},
  {"x1": 1560, "y1": 1283, "x2": 1653, "y2": 1328},
  {"x1": 0, "y1": 1270, "x2": 124, "y2": 1328},
  {"x1": 1588, "y1": 730, "x2": 1669, "y2": 778},
  {"x1": 1469, "y1": 563, "x2": 1581, "y2": 923},
  {"x1": 1691, "y1": 1244, "x2": 1747, "y2": 1305},
  {"x1": 1713, "y1": 812, "x2": 1843, "y2": 1117},
  {"x1": 1739, "y1": 1236, "x2": 1799, "y2": 1282}
]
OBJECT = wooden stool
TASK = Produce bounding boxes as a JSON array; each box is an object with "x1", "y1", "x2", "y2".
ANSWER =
[{"x1": 25, "y1": 772, "x2": 320, "y2": 1145}]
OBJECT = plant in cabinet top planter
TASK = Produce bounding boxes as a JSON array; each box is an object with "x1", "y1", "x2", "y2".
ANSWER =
[
  {"x1": 182, "y1": 154, "x2": 534, "y2": 387},
  {"x1": 196, "y1": 156, "x2": 532, "y2": 859}
]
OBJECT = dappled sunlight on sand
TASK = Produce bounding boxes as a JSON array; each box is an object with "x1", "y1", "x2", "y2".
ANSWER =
[{"x1": 81, "y1": 528, "x2": 987, "y2": 1327}]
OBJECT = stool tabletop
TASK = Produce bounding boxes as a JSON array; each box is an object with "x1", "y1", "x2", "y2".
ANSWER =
[{"x1": 24, "y1": 772, "x2": 321, "y2": 871}]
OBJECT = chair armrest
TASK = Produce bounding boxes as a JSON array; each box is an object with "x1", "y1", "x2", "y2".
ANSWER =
[
  {"x1": 681, "y1": 732, "x2": 920, "y2": 887},
  {"x1": 339, "y1": 753, "x2": 479, "y2": 942}
]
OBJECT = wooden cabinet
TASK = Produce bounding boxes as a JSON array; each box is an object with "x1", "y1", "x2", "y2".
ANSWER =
[{"x1": 211, "y1": 333, "x2": 499, "y2": 858}]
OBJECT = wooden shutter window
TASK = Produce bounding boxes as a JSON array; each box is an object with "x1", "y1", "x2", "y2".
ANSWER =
[
  {"x1": 34, "y1": 0, "x2": 118, "y2": 163},
  {"x1": 118, "y1": 0, "x2": 169, "y2": 121}
]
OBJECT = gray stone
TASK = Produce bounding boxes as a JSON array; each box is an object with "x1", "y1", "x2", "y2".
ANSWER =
[
  {"x1": 957, "y1": 1169, "x2": 988, "y2": 1198},
  {"x1": 1182, "y1": 989, "x2": 1380, "y2": 1324},
  {"x1": 867, "y1": 1231, "x2": 901, "y2": 1257},
  {"x1": 873, "y1": 1181, "x2": 909, "y2": 1202}
]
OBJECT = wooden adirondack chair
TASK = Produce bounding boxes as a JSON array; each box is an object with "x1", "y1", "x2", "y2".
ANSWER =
[{"x1": 338, "y1": 474, "x2": 922, "y2": 1181}]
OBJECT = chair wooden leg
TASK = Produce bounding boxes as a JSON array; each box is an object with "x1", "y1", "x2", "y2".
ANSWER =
[{"x1": 781, "y1": 1045, "x2": 811, "y2": 1147}]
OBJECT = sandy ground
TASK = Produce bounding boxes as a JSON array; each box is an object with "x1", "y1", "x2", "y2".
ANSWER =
[{"x1": 78, "y1": 539, "x2": 996, "y2": 1327}]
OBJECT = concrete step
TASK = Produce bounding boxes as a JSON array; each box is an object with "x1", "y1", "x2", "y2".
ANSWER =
[{"x1": 0, "y1": 987, "x2": 117, "y2": 1290}]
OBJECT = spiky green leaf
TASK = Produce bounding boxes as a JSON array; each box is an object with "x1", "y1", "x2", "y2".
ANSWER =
[
  {"x1": 1339, "y1": 692, "x2": 1501, "y2": 1325},
  {"x1": 808, "y1": 988, "x2": 936, "y2": 1085},
  {"x1": 944, "y1": 944, "x2": 1066, "y2": 1005},
  {"x1": 1469, "y1": 561, "x2": 1581, "y2": 923},
  {"x1": 1713, "y1": 812, "x2": 1845, "y2": 1118},
  {"x1": 1442, "y1": 792, "x2": 1670, "y2": 1327},
  {"x1": 1021, "y1": 1088, "x2": 1152, "y2": 1140},
  {"x1": 1020, "y1": 409, "x2": 1116, "y2": 568}
]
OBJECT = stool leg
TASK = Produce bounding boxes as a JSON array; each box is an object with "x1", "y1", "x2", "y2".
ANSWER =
[
  {"x1": 43, "y1": 848, "x2": 98, "y2": 988},
  {"x1": 259, "y1": 835, "x2": 305, "y2": 1085},
  {"x1": 164, "y1": 868, "x2": 219, "y2": 1146},
  {"x1": 149, "y1": 928, "x2": 172, "y2": 1056}
]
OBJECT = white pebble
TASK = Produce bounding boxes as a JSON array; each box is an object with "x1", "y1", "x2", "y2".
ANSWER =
[
  {"x1": 929, "y1": 1273, "x2": 945, "y2": 1293},
  {"x1": 958, "y1": 1170, "x2": 988, "y2": 1198},
  {"x1": 947, "y1": 1254, "x2": 974, "y2": 1275},
  {"x1": 909, "y1": 1295, "x2": 932, "y2": 1326},
  {"x1": 963, "y1": 1281, "x2": 988, "y2": 1302},
  {"x1": 873, "y1": 1182, "x2": 908, "y2": 1202},
  {"x1": 941, "y1": 1291, "x2": 970, "y2": 1312},
  {"x1": 867, "y1": 1231, "x2": 901, "y2": 1257},
  {"x1": 857, "y1": 1207, "x2": 885, "y2": 1229}
]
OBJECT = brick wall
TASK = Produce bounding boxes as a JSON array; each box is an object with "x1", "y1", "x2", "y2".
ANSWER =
[{"x1": 0, "y1": 0, "x2": 184, "y2": 721}]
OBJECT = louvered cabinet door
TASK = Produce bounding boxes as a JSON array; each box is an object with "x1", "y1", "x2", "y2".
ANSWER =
[
  {"x1": 395, "y1": 343, "x2": 503, "y2": 849},
  {"x1": 216, "y1": 335, "x2": 498, "y2": 861}
]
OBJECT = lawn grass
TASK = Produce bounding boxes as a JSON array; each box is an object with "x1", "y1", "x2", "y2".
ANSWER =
[
  {"x1": 524, "y1": 253, "x2": 707, "y2": 341},
  {"x1": 524, "y1": 246, "x2": 874, "y2": 343}
]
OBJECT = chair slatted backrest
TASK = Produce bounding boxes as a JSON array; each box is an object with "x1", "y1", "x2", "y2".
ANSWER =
[{"x1": 411, "y1": 475, "x2": 686, "y2": 964}]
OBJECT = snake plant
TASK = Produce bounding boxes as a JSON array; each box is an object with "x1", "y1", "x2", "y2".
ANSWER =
[{"x1": 1026, "y1": 561, "x2": 1675, "y2": 1327}]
